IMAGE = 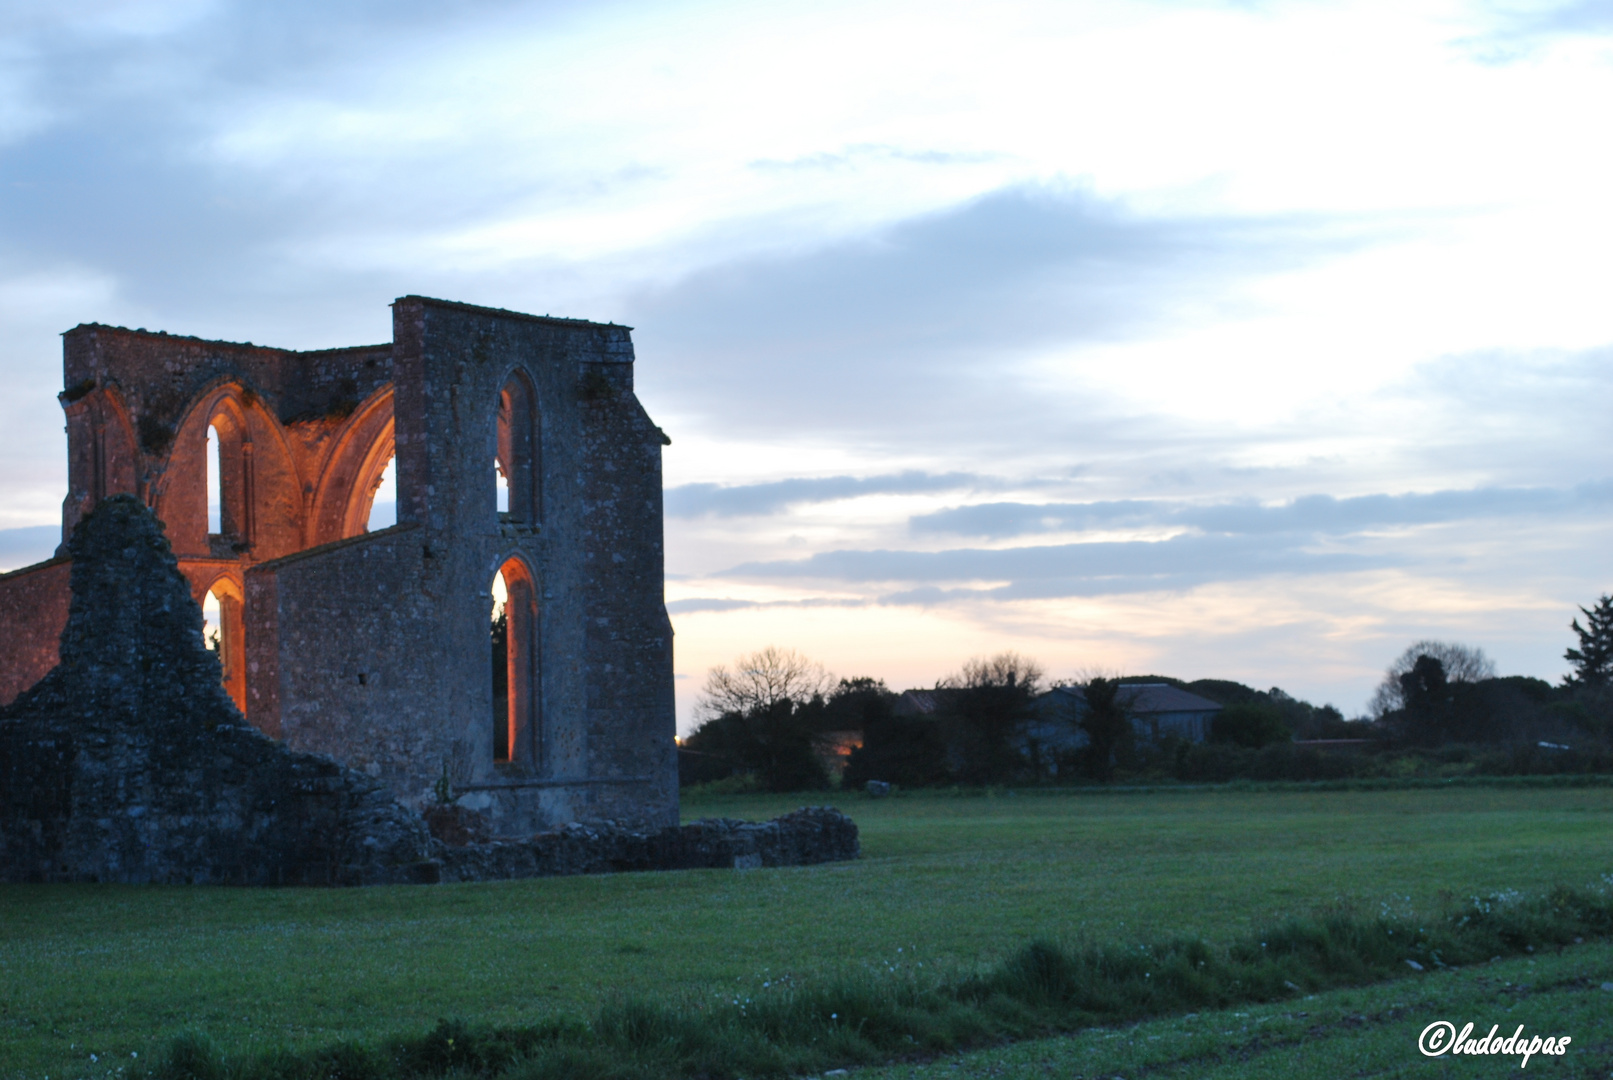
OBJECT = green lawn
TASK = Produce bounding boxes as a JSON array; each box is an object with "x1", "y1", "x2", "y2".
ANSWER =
[
  {"x1": 861, "y1": 941, "x2": 1613, "y2": 1079},
  {"x1": 2, "y1": 785, "x2": 1611, "y2": 1077}
]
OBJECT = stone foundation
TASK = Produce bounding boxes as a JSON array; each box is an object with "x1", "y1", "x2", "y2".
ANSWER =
[{"x1": 435, "y1": 807, "x2": 860, "y2": 882}]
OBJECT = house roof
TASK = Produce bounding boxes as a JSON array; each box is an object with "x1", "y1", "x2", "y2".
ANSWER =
[
  {"x1": 893, "y1": 688, "x2": 947, "y2": 715},
  {"x1": 1037, "y1": 683, "x2": 1223, "y2": 716}
]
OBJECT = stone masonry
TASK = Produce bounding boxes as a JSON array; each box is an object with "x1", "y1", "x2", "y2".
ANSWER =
[
  {"x1": 0, "y1": 485, "x2": 861, "y2": 885},
  {"x1": 0, "y1": 297, "x2": 679, "y2": 835},
  {"x1": 0, "y1": 496, "x2": 439, "y2": 885}
]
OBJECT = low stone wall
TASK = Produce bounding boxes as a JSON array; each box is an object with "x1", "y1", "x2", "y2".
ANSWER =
[{"x1": 434, "y1": 806, "x2": 859, "y2": 882}]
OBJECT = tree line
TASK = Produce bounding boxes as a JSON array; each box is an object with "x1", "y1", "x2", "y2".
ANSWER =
[{"x1": 678, "y1": 594, "x2": 1613, "y2": 792}]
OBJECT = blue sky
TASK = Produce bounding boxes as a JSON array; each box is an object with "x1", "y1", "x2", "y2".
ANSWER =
[{"x1": 2, "y1": 0, "x2": 1612, "y2": 729}]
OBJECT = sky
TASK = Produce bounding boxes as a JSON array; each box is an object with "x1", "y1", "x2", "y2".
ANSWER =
[{"x1": 2, "y1": 0, "x2": 1613, "y2": 731}]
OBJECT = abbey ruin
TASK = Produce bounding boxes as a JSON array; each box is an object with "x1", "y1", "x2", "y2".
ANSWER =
[{"x1": 0, "y1": 296, "x2": 680, "y2": 837}]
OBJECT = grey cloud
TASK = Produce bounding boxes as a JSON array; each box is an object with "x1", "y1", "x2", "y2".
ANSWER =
[
  {"x1": 909, "y1": 482, "x2": 1613, "y2": 540},
  {"x1": 627, "y1": 185, "x2": 1365, "y2": 444},
  {"x1": 0, "y1": 3, "x2": 605, "y2": 344},
  {"x1": 665, "y1": 596, "x2": 868, "y2": 615},
  {"x1": 666, "y1": 470, "x2": 993, "y2": 518},
  {"x1": 722, "y1": 532, "x2": 1393, "y2": 601}
]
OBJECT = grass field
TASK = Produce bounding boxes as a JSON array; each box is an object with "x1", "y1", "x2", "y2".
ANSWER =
[
  {"x1": 861, "y1": 941, "x2": 1613, "y2": 1078},
  {"x1": 2, "y1": 785, "x2": 1612, "y2": 1077}
]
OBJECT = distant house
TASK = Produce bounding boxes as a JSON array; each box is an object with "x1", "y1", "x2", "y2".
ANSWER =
[
  {"x1": 1032, "y1": 683, "x2": 1224, "y2": 746},
  {"x1": 892, "y1": 688, "x2": 949, "y2": 717},
  {"x1": 884, "y1": 681, "x2": 1223, "y2": 779}
]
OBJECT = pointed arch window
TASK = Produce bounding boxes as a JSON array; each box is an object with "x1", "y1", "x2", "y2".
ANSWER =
[
  {"x1": 202, "y1": 577, "x2": 246, "y2": 713},
  {"x1": 491, "y1": 558, "x2": 540, "y2": 766},
  {"x1": 494, "y1": 372, "x2": 539, "y2": 524},
  {"x1": 204, "y1": 404, "x2": 253, "y2": 546}
]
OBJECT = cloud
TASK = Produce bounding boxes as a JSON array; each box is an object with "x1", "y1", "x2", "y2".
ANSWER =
[
  {"x1": 627, "y1": 184, "x2": 1363, "y2": 442},
  {"x1": 909, "y1": 482, "x2": 1613, "y2": 540},
  {"x1": 721, "y1": 531, "x2": 1394, "y2": 602},
  {"x1": 1507, "y1": 1, "x2": 1613, "y2": 37},
  {"x1": 665, "y1": 596, "x2": 868, "y2": 614},
  {"x1": 666, "y1": 470, "x2": 992, "y2": 517}
]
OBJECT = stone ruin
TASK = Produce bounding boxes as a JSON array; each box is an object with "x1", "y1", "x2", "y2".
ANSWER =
[
  {"x1": 0, "y1": 295, "x2": 862, "y2": 882},
  {"x1": 0, "y1": 297, "x2": 677, "y2": 835},
  {"x1": 0, "y1": 494, "x2": 858, "y2": 884}
]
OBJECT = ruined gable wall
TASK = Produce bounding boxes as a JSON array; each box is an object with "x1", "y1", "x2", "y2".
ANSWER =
[
  {"x1": 401, "y1": 298, "x2": 676, "y2": 831},
  {"x1": 570, "y1": 348, "x2": 678, "y2": 827},
  {"x1": 241, "y1": 299, "x2": 676, "y2": 833}
]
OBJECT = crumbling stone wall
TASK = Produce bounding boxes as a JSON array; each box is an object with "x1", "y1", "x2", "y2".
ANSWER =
[
  {"x1": 0, "y1": 496, "x2": 857, "y2": 884},
  {"x1": 0, "y1": 497, "x2": 437, "y2": 885},
  {"x1": 435, "y1": 807, "x2": 861, "y2": 881}
]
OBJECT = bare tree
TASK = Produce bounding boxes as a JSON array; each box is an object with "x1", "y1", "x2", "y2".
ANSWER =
[
  {"x1": 1369, "y1": 640, "x2": 1496, "y2": 717},
  {"x1": 698, "y1": 646, "x2": 833, "y2": 719},
  {"x1": 940, "y1": 651, "x2": 1045, "y2": 693}
]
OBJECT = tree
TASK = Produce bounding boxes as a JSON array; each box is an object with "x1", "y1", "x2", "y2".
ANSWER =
[
  {"x1": 1396, "y1": 654, "x2": 1455, "y2": 745},
  {"x1": 1369, "y1": 641, "x2": 1496, "y2": 717},
  {"x1": 840, "y1": 678, "x2": 950, "y2": 788},
  {"x1": 1210, "y1": 703, "x2": 1291, "y2": 748},
  {"x1": 685, "y1": 647, "x2": 836, "y2": 791},
  {"x1": 1079, "y1": 677, "x2": 1131, "y2": 782},
  {"x1": 938, "y1": 652, "x2": 1045, "y2": 784},
  {"x1": 683, "y1": 698, "x2": 831, "y2": 792},
  {"x1": 1564, "y1": 594, "x2": 1613, "y2": 688},
  {"x1": 941, "y1": 652, "x2": 1045, "y2": 695},
  {"x1": 698, "y1": 646, "x2": 833, "y2": 719}
]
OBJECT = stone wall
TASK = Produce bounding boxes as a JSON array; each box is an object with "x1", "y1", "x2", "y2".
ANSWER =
[
  {"x1": 241, "y1": 299, "x2": 677, "y2": 834},
  {"x1": 0, "y1": 497, "x2": 437, "y2": 885},
  {"x1": 0, "y1": 296, "x2": 679, "y2": 838},
  {"x1": 435, "y1": 807, "x2": 860, "y2": 881},
  {"x1": 0, "y1": 559, "x2": 70, "y2": 707},
  {"x1": 0, "y1": 496, "x2": 857, "y2": 885}
]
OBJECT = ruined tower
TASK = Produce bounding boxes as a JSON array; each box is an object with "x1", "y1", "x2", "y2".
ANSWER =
[{"x1": 0, "y1": 297, "x2": 678, "y2": 834}]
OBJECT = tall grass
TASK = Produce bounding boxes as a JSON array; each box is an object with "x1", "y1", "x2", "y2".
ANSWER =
[{"x1": 137, "y1": 879, "x2": 1613, "y2": 1080}]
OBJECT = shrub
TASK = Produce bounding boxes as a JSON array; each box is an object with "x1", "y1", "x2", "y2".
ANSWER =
[{"x1": 1209, "y1": 704, "x2": 1291, "y2": 748}]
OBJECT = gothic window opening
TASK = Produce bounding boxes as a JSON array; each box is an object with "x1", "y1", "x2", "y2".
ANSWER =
[
  {"x1": 202, "y1": 579, "x2": 246, "y2": 712},
  {"x1": 204, "y1": 405, "x2": 253, "y2": 547},
  {"x1": 366, "y1": 454, "x2": 397, "y2": 532},
  {"x1": 206, "y1": 425, "x2": 222, "y2": 535},
  {"x1": 494, "y1": 373, "x2": 538, "y2": 524},
  {"x1": 203, "y1": 588, "x2": 223, "y2": 655},
  {"x1": 491, "y1": 559, "x2": 539, "y2": 766}
]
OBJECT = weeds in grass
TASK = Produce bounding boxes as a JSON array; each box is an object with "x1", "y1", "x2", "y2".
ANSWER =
[{"x1": 131, "y1": 880, "x2": 1613, "y2": 1080}]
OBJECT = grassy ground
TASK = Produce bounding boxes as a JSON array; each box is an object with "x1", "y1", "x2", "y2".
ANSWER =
[
  {"x1": 2, "y1": 785, "x2": 1611, "y2": 1076},
  {"x1": 859, "y1": 941, "x2": 1613, "y2": 1079}
]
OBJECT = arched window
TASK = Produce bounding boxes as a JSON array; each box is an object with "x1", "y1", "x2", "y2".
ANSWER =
[
  {"x1": 202, "y1": 578, "x2": 246, "y2": 712},
  {"x1": 494, "y1": 372, "x2": 539, "y2": 524},
  {"x1": 491, "y1": 558, "x2": 539, "y2": 766},
  {"x1": 206, "y1": 424, "x2": 222, "y2": 534},
  {"x1": 204, "y1": 405, "x2": 253, "y2": 546}
]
